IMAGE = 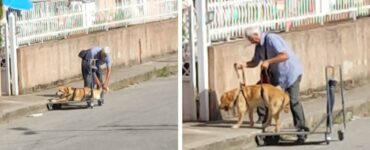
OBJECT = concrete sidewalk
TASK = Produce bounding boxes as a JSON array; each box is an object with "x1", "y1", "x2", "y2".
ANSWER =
[
  {"x1": 0, "y1": 53, "x2": 177, "y2": 124},
  {"x1": 183, "y1": 81, "x2": 370, "y2": 150}
]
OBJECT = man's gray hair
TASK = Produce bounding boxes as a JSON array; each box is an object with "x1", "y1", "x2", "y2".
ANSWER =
[{"x1": 245, "y1": 27, "x2": 260, "y2": 37}]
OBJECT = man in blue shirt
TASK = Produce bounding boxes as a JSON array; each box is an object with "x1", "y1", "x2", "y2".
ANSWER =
[
  {"x1": 79, "y1": 46, "x2": 112, "y2": 90},
  {"x1": 236, "y1": 27, "x2": 307, "y2": 143}
]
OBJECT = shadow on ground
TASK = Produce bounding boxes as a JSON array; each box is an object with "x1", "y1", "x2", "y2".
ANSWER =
[{"x1": 9, "y1": 124, "x2": 178, "y2": 136}]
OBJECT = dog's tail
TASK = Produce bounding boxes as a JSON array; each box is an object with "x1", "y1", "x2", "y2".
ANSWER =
[{"x1": 283, "y1": 93, "x2": 290, "y2": 113}]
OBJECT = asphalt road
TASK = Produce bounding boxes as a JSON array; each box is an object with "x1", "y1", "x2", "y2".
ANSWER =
[
  {"x1": 254, "y1": 117, "x2": 370, "y2": 150},
  {"x1": 0, "y1": 76, "x2": 178, "y2": 150}
]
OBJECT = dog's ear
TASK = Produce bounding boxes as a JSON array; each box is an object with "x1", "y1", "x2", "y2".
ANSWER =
[
  {"x1": 227, "y1": 90, "x2": 238, "y2": 107},
  {"x1": 62, "y1": 86, "x2": 68, "y2": 92},
  {"x1": 66, "y1": 86, "x2": 73, "y2": 94},
  {"x1": 219, "y1": 93, "x2": 230, "y2": 107}
]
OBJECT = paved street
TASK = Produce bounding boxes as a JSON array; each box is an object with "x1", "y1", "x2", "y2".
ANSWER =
[
  {"x1": 0, "y1": 76, "x2": 178, "y2": 150},
  {"x1": 254, "y1": 117, "x2": 370, "y2": 150}
]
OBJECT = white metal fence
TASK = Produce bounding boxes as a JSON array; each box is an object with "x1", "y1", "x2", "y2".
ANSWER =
[
  {"x1": 13, "y1": 0, "x2": 177, "y2": 46},
  {"x1": 0, "y1": 25, "x2": 4, "y2": 49},
  {"x1": 208, "y1": 0, "x2": 370, "y2": 42}
]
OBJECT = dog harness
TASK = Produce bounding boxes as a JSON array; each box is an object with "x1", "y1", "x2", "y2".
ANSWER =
[{"x1": 233, "y1": 63, "x2": 250, "y2": 109}]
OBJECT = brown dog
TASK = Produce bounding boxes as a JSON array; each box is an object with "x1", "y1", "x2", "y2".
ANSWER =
[
  {"x1": 219, "y1": 84, "x2": 290, "y2": 132},
  {"x1": 53, "y1": 86, "x2": 107, "y2": 103}
]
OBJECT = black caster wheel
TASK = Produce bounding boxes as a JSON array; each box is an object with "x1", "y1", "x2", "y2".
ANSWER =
[
  {"x1": 265, "y1": 135, "x2": 280, "y2": 145},
  {"x1": 338, "y1": 130, "x2": 344, "y2": 141},
  {"x1": 255, "y1": 135, "x2": 265, "y2": 146},
  {"x1": 98, "y1": 99, "x2": 104, "y2": 106},
  {"x1": 53, "y1": 104, "x2": 62, "y2": 110},
  {"x1": 47, "y1": 103, "x2": 53, "y2": 110},
  {"x1": 303, "y1": 127, "x2": 310, "y2": 139},
  {"x1": 325, "y1": 133, "x2": 330, "y2": 144},
  {"x1": 87, "y1": 101, "x2": 94, "y2": 109}
]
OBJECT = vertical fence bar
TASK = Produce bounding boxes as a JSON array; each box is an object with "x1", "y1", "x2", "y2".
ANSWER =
[
  {"x1": 3, "y1": 22, "x2": 11, "y2": 95},
  {"x1": 196, "y1": 0, "x2": 210, "y2": 121},
  {"x1": 8, "y1": 14, "x2": 18, "y2": 95}
]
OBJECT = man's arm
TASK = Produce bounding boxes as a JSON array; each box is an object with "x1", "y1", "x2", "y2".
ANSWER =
[
  {"x1": 94, "y1": 74, "x2": 102, "y2": 88},
  {"x1": 261, "y1": 51, "x2": 289, "y2": 69},
  {"x1": 267, "y1": 52, "x2": 288, "y2": 64},
  {"x1": 246, "y1": 60, "x2": 259, "y2": 68},
  {"x1": 103, "y1": 55, "x2": 112, "y2": 90},
  {"x1": 261, "y1": 34, "x2": 290, "y2": 69},
  {"x1": 103, "y1": 67, "x2": 111, "y2": 88}
]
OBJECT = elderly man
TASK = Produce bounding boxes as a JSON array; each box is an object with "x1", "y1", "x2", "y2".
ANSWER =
[
  {"x1": 236, "y1": 27, "x2": 307, "y2": 143},
  {"x1": 79, "y1": 47, "x2": 112, "y2": 90}
]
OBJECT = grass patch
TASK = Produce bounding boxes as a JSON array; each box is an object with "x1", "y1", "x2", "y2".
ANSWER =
[{"x1": 156, "y1": 66, "x2": 171, "y2": 77}]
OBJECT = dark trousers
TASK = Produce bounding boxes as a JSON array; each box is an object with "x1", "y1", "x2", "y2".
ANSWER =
[
  {"x1": 81, "y1": 59, "x2": 102, "y2": 88},
  {"x1": 257, "y1": 75, "x2": 306, "y2": 138}
]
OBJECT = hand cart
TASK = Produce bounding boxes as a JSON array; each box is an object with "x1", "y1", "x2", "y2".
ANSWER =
[
  {"x1": 254, "y1": 65, "x2": 346, "y2": 146},
  {"x1": 47, "y1": 59, "x2": 105, "y2": 110}
]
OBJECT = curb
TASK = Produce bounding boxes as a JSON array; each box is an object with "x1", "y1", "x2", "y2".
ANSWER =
[
  {"x1": 186, "y1": 100, "x2": 370, "y2": 150},
  {"x1": 109, "y1": 65, "x2": 178, "y2": 91},
  {"x1": 0, "y1": 65, "x2": 177, "y2": 124},
  {"x1": 0, "y1": 103, "x2": 47, "y2": 124}
]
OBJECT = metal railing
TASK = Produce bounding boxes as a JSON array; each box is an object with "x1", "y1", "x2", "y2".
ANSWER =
[
  {"x1": 0, "y1": 25, "x2": 4, "y2": 49},
  {"x1": 208, "y1": 0, "x2": 370, "y2": 42},
  {"x1": 14, "y1": 0, "x2": 177, "y2": 46}
]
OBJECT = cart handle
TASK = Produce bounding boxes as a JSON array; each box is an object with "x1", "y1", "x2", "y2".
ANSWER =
[
  {"x1": 234, "y1": 63, "x2": 246, "y2": 86},
  {"x1": 325, "y1": 65, "x2": 335, "y2": 80}
]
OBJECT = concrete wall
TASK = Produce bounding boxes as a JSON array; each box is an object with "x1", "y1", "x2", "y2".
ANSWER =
[
  {"x1": 208, "y1": 17, "x2": 370, "y2": 120},
  {"x1": 17, "y1": 19, "x2": 177, "y2": 94}
]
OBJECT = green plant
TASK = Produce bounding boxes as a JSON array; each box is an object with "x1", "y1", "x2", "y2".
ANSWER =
[{"x1": 156, "y1": 67, "x2": 171, "y2": 77}]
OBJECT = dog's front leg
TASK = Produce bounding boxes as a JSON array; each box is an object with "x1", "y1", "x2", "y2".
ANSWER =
[
  {"x1": 232, "y1": 113, "x2": 245, "y2": 129},
  {"x1": 232, "y1": 101, "x2": 246, "y2": 129},
  {"x1": 52, "y1": 98, "x2": 67, "y2": 103},
  {"x1": 248, "y1": 108, "x2": 254, "y2": 127}
]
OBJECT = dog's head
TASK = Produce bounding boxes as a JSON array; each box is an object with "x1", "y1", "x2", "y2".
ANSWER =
[
  {"x1": 56, "y1": 86, "x2": 73, "y2": 99},
  {"x1": 219, "y1": 89, "x2": 238, "y2": 111}
]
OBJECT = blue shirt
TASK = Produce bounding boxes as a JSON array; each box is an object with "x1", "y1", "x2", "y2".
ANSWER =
[
  {"x1": 251, "y1": 32, "x2": 303, "y2": 90},
  {"x1": 89, "y1": 47, "x2": 112, "y2": 68}
]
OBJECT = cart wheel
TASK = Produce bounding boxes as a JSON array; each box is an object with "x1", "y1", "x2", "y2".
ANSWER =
[
  {"x1": 303, "y1": 127, "x2": 310, "y2": 139},
  {"x1": 255, "y1": 135, "x2": 265, "y2": 146},
  {"x1": 87, "y1": 101, "x2": 94, "y2": 109},
  {"x1": 46, "y1": 103, "x2": 53, "y2": 110},
  {"x1": 54, "y1": 104, "x2": 62, "y2": 109},
  {"x1": 338, "y1": 130, "x2": 344, "y2": 141},
  {"x1": 325, "y1": 133, "x2": 330, "y2": 144},
  {"x1": 265, "y1": 136, "x2": 279, "y2": 145},
  {"x1": 98, "y1": 99, "x2": 103, "y2": 106}
]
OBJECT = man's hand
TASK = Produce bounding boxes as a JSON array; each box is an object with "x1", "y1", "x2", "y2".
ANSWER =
[
  {"x1": 95, "y1": 82, "x2": 102, "y2": 89},
  {"x1": 234, "y1": 62, "x2": 244, "y2": 69},
  {"x1": 103, "y1": 83, "x2": 109, "y2": 90},
  {"x1": 261, "y1": 60, "x2": 270, "y2": 69},
  {"x1": 94, "y1": 75, "x2": 102, "y2": 89}
]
